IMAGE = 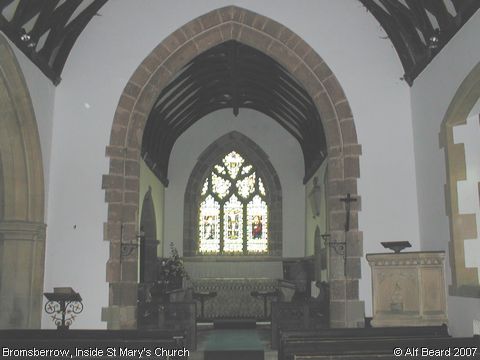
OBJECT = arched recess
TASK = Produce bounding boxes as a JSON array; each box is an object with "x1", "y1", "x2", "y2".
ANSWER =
[
  {"x1": 102, "y1": 6, "x2": 363, "y2": 329},
  {"x1": 183, "y1": 131, "x2": 282, "y2": 257},
  {"x1": 0, "y1": 34, "x2": 46, "y2": 328},
  {"x1": 139, "y1": 187, "x2": 157, "y2": 283},
  {"x1": 442, "y1": 61, "x2": 480, "y2": 297}
]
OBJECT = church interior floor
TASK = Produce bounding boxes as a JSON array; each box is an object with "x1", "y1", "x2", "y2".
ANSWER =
[{"x1": 189, "y1": 324, "x2": 278, "y2": 360}]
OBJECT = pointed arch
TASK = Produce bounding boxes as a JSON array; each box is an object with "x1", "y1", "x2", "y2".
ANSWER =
[
  {"x1": 103, "y1": 6, "x2": 363, "y2": 329},
  {"x1": 183, "y1": 131, "x2": 282, "y2": 257},
  {"x1": 0, "y1": 34, "x2": 46, "y2": 328},
  {"x1": 442, "y1": 61, "x2": 480, "y2": 297}
]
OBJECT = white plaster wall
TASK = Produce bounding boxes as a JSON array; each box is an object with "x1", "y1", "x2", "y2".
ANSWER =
[
  {"x1": 44, "y1": 0, "x2": 418, "y2": 327},
  {"x1": 2, "y1": 35, "x2": 56, "y2": 220},
  {"x1": 165, "y1": 109, "x2": 305, "y2": 257},
  {"x1": 410, "y1": 10, "x2": 480, "y2": 337}
]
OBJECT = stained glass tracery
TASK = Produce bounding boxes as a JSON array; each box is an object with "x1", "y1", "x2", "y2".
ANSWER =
[{"x1": 198, "y1": 151, "x2": 268, "y2": 254}]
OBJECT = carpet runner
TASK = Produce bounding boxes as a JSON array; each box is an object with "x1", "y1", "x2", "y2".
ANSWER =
[{"x1": 204, "y1": 329, "x2": 264, "y2": 360}]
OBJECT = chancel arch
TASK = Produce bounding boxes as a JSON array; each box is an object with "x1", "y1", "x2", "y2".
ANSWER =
[
  {"x1": 442, "y1": 61, "x2": 480, "y2": 297},
  {"x1": 102, "y1": 6, "x2": 362, "y2": 329},
  {"x1": 183, "y1": 131, "x2": 282, "y2": 257},
  {"x1": 0, "y1": 34, "x2": 46, "y2": 328}
]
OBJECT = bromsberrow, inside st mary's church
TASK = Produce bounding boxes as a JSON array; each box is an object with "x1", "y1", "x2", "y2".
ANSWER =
[{"x1": 1, "y1": 1, "x2": 480, "y2": 358}]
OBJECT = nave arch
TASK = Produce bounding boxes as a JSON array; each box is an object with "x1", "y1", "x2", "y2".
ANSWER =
[
  {"x1": 0, "y1": 34, "x2": 46, "y2": 328},
  {"x1": 442, "y1": 61, "x2": 480, "y2": 297},
  {"x1": 102, "y1": 6, "x2": 363, "y2": 329}
]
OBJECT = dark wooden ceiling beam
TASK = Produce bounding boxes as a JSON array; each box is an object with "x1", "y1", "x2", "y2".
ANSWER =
[
  {"x1": 0, "y1": 0, "x2": 15, "y2": 11},
  {"x1": 360, "y1": 0, "x2": 480, "y2": 85},
  {"x1": 143, "y1": 41, "x2": 327, "y2": 184},
  {"x1": 228, "y1": 40, "x2": 240, "y2": 116},
  {"x1": 0, "y1": 0, "x2": 107, "y2": 84}
]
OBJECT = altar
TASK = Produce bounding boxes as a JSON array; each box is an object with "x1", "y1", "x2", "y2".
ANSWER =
[{"x1": 184, "y1": 259, "x2": 283, "y2": 320}]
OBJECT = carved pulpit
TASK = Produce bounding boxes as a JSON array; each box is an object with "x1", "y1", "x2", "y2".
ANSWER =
[{"x1": 367, "y1": 251, "x2": 447, "y2": 327}]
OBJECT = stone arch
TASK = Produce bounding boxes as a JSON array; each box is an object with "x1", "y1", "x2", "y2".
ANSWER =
[
  {"x1": 442, "y1": 61, "x2": 480, "y2": 297},
  {"x1": 0, "y1": 34, "x2": 46, "y2": 328},
  {"x1": 102, "y1": 6, "x2": 362, "y2": 329},
  {"x1": 183, "y1": 131, "x2": 282, "y2": 257}
]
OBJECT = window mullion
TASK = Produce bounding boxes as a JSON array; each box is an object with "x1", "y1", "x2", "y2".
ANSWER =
[
  {"x1": 243, "y1": 200, "x2": 247, "y2": 254},
  {"x1": 220, "y1": 201, "x2": 224, "y2": 254}
]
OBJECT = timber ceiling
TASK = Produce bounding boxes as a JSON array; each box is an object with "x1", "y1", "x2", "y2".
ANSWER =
[
  {"x1": 0, "y1": 1, "x2": 478, "y2": 184},
  {"x1": 0, "y1": 0, "x2": 107, "y2": 85},
  {"x1": 359, "y1": 0, "x2": 480, "y2": 85},
  {"x1": 142, "y1": 41, "x2": 327, "y2": 186},
  {"x1": 0, "y1": 1, "x2": 477, "y2": 86}
]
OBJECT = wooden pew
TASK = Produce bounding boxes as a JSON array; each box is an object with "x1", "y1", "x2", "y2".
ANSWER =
[
  {"x1": 271, "y1": 301, "x2": 329, "y2": 349},
  {"x1": 278, "y1": 326, "x2": 480, "y2": 360}
]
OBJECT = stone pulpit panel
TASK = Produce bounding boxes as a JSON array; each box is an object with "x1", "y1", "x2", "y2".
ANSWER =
[{"x1": 366, "y1": 251, "x2": 447, "y2": 327}]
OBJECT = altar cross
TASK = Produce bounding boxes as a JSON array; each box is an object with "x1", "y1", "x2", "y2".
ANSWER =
[{"x1": 340, "y1": 193, "x2": 357, "y2": 232}]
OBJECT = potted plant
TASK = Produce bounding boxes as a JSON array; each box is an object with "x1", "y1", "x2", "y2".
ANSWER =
[{"x1": 150, "y1": 243, "x2": 188, "y2": 302}]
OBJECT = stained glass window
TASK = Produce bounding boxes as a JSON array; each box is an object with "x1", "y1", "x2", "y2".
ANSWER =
[
  {"x1": 198, "y1": 151, "x2": 269, "y2": 254},
  {"x1": 198, "y1": 195, "x2": 220, "y2": 253}
]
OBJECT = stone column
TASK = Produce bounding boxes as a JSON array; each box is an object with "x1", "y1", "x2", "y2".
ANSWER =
[
  {"x1": 327, "y1": 172, "x2": 364, "y2": 328},
  {"x1": 0, "y1": 220, "x2": 46, "y2": 329}
]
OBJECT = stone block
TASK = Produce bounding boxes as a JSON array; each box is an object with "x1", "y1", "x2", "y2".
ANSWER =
[
  {"x1": 134, "y1": 84, "x2": 158, "y2": 118},
  {"x1": 121, "y1": 260, "x2": 138, "y2": 282},
  {"x1": 118, "y1": 94, "x2": 135, "y2": 113},
  {"x1": 344, "y1": 156, "x2": 360, "y2": 178},
  {"x1": 105, "y1": 145, "x2": 124, "y2": 159},
  {"x1": 329, "y1": 279, "x2": 346, "y2": 300},
  {"x1": 263, "y1": 19, "x2": 283, "y2": 38},
  {"x1": 293, "y1": 63, "x2": 320, "y2": 98},
  {"x1": 107, "y1": 203, "x2": 123, "y2": 222},
  {"x1": 109, "y1": 158, "x2": 124, "y2": 175},
  {"x1": 293, "y1": 39, "x2": 310, "y2": 59},
  {"x1": 124, "y1": 191, "x2": 138, "y2": 204},
  {"x1": 109, "y1": 282, "x2": 138, "y2": 307},
  {"x1": 329, "y1": 300, "x2": 346, "y2": 324},
  {"x1": 141, "y1": 53, "x2": 161, "y2": 73},
  {"x1": 200, "y1": 9, "x2": 222, "y2": 30},
  {"x1": 106, "y1": 260, "x2": 120, "y2": 282},
  {"x1": 323, "y1": 75, "x2": 346, "y2": 104},
  {"x1": 267, "y1": 41, "x2": 300, "y2": 73},
  {"x1": 163, "y1": 29, "x2": 188, "y2": 53},
  {"x1": 123, "y1": 81, "x2": 141, "y2": 98},
  {"x1": 336, "y1": 100, "x2": 353, "y2": 120},
  {"x1": 130, "y1": 66, "x2": 151, "y2": 89},
  {"x1": 327, "y1": 156, "x2": 343, "y2": 179},
  {"x1": 218, "y1": 6, "x2": 234, "y2": 22},
  {"x1": 346, "y1": 280, "x2": 359, "y2": 300},
  {"x1": 109, "y1": 124, "x2": 127, "y2": 147},
  {"x1": 104, "y1": 221, "x2": 121, "y2": 241},
  {"x1": 346, "y1": 300, "x2": 365, "y2": 327},
  {"x1": 125, "y1": 177, "x2": 139, "y2": 192},
  {"x1": 165, "y1": 40, "x2": 199, "y2": 74},
  {"x1": 340, "y1": 118, "x2": 358, "y2": 145},
  {"x1": 345, "y1": 257, "x2": 361, "y2": 279},
  {"x1": 346, "y1": 231, "x2": 363, "y2": 257},
  {"x1": 238, "y1": 26, "x2": 272, "y2": 53},
  {"x1": 102, "y1": 174, "x2": 123, "y2": 190}
]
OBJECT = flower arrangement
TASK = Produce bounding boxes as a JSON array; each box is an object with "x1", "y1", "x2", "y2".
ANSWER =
[{"x1": 158, "y1": 242, "x2": 188, "y2": 287}]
